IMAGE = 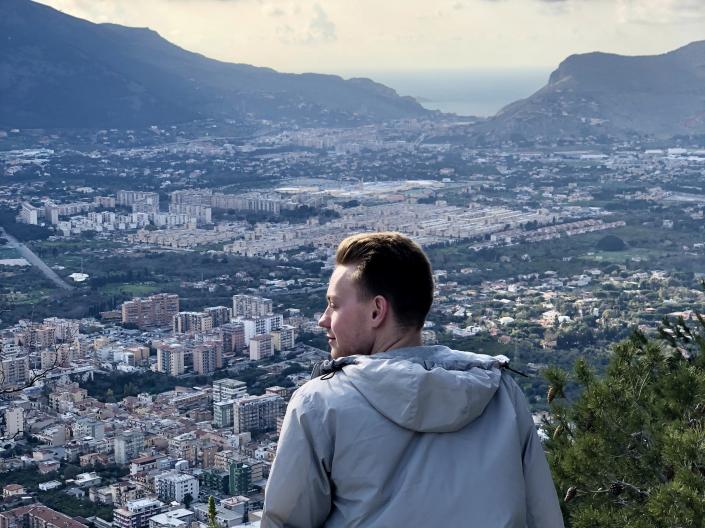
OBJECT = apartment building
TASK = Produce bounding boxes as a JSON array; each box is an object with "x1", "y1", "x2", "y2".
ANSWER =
[
  {"x1": 221, "y1": 322, "x2": 245, "y2": 353},
  {"x1": 193, "y1": 345, "x2": 221, "y2": 375},
  {"x1": 0, "y1": 505, "x2": 88, "y2": 528},
  {"x1": 232, "y1": 394, "x2": 284, "y2": 434},
  {"x1": 232, "y1": 295, "x2": 272, "y2": 318},
  {"x1": 121, "y1": 294, "x2": 179, "y2": 329},
  {"x1": 114, "y1": 430, "x2": 145, "y2": 465},
  {"x1": 19, "y1": 202, "x2": 39, "y2": 225},
  {"x1": 113, "y1": 498, "x2": 166, "y2": 528},
  {"x1": 156, "y1": 343, "x2": 185, "y2": 376},
  {"x1": 154, "y1": 472, "x2": 199, "y2": 504},
  {"x1": 249, "y1": 334, "x2": 273, "y2": 361},
  {"x1": 212, "y1": 379, "x2": 247, "y2": 403},
  {"x1": 172, "y1": 312, "x2": 213, "y2": 334},
  {"x1": 213, "y1": 400, "x2": 235, "y2": 429},
  {"x1": 0, "y1": 356, "x2": 29, "y2": 388},
  {"x1": 203, "y1": 306, "x2": 231, "y2": 328},
  {"x1": 4, "y1": 408, "x2": 23, "y2": 438},
  {"x1": 271, "y1": 325, "x2": 296, "y2": 352},
  {"x1": 117, "y1": 190, "x2": 159, "y2": 207}
]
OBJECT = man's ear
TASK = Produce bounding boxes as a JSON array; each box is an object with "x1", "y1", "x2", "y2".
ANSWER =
[{"x1": 370, "y1": 295, "x2": 389, "y2": 328}]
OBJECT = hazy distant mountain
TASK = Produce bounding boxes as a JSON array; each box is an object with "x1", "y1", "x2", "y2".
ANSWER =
[
  {"x1": 0, "y1": 0, "x2": 430, "y2": 129},
  {"x1": 482, "y1": 41, "x2": 705, "y2": 140}
]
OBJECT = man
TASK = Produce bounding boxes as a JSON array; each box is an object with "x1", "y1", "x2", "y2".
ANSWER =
[{"x1": 262, "y1": 232, "x2": 563, "y2": 527}]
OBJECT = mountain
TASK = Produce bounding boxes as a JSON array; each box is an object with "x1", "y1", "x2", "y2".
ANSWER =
[
  {"x1": 482, "y1": 41, "x2": 705, "y2": 140},
  {"x1": 0, "y1": 0, "x2": 431, "y2": 129}
]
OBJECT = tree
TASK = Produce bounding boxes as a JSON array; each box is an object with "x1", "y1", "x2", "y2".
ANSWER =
[
  {"x1": 596, "y1": 234, "x2": 627, "y2": 252},
  {"x1": 183, "y1": 493, "x2": 193, "y2": 508},
  {"x1": 207, "y1": 495, "x2": 218, "y2": 528},
  {"x1": 543, "y1": 315, "x2": 705, "y2": 527}
]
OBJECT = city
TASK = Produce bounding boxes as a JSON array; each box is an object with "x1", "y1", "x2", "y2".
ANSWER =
[
  {"x1": 1, "y1": 117, "x2": 705, "y2": 525},
  {"x1": 2, "y1": 0, "x2": 705, "y2": 525}
]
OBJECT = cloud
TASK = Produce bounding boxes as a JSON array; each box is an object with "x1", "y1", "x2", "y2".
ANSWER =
[
  {"x1": 261, "y1": 3, "x2": 286, "y2": 17},
  {"x1": 616, "y1": 0, "x2": 705, "y2": 25},
  {"x1": 309, "y1": 4, "x2": 336, "y2": 41},
  {"x1": 276, "y1": 3, "x2": 336, "y2": 44}
]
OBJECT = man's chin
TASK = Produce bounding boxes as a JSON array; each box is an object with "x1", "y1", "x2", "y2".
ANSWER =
[{"x1": 330, "y1": 346, "x2": 351, "y2": 360}]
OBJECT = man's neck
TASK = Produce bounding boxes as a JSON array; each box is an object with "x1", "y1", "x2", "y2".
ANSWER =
[{"x1": 370, "y1": 330, "x2": 422, "y2": 355}]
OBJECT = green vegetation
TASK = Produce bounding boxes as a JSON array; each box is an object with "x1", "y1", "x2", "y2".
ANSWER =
[
  {"x1": 544, "y1": 315, "x2": 705, "y2": 526},
  {"x1": 80, "y1": 371, "x2": 202, "y2": 401},
  {"x1": 0, "y1": 467, "x2": 57, "y2": 489},
  {"x1": 40, "y1": 489, "x2": 114, "y2": 521},
  {"x1": 596, "y1": 234, "x2": 627, "y2": 252},
  {"x1": 1, "y1": 241, "x2": 318, "y2": 323},
  {"x1": 426, "y1": 217, "x2": 705, "y2": 285},
  {"x1": 78, "y1": 362, "x2": 304, "y2": 402},
  {"x1": 298, "y1": 331, "x2": 328, "y2": 351},
  {"x1": 0, "y1": 210, "x2": 52, "y2": 242},
  {"x1": 98, "y1": 282, "x2": 162, "y2": 297},
  {"x1": 208, "y1": 496, "x2": 218, "y2": 528}
]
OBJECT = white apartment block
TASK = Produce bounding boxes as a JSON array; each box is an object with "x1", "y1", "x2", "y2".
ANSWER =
[
  {"x1": 170, "y1": 189, "x2": 212, "y2": 206},
  {"x1": 74, "y1": 418, "x2": 105, "y2": 441},
  {"x1": 212, "y1": 379, "x2": 247, "y2": 403},
  {"x1": 4, "y1": 408, "x2": 23, "y2": 438},
  {"x1": 154, "y1": 472, "x2": 199, "y2": 504},
  {"x1": 19, "y1": 202, "x2": 39, "y2": 224},
  {"x1": 149, "y1": 510, "x2": 194, "y2": 528},
  {"x1": 117, "y1": 190, "x2": 159, "y2": 207},
  {"x1": 213, "y1": 400, "x2": 235, "y2": 429},
  {"x1": 232, "y1": 295, "x2": 272, "y2": 318},
  {"x1": 239, "y1": 314, "x2": 282, "y2": 346},
  {"x1": 113, "y1": 498, "x2": 166, "y2": 528},
  {"x1": 169, "y1": 204, "x2": 212, "y2": 225}
]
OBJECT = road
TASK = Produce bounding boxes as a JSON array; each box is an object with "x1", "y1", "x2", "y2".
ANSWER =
[{"x1": 1, "y1": 228, "x2": 73, "y2": 290}]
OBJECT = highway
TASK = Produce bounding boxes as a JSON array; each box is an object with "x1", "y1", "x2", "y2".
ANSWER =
[{"x1": 1, "y1": 228, "x2": 73, "y2": 291}]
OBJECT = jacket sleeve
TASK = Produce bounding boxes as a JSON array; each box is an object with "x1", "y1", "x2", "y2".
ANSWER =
[
  {"x1": 261, "y1": 388, "x2": 333, "y2": 528},
  {"x1": 508, "y1": 377, "x2": 565, "y2": 528}
]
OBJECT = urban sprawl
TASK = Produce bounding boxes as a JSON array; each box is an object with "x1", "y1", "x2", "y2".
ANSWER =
[{"x1": 1, "y1": 119, "x2": 705, "y2": 526}]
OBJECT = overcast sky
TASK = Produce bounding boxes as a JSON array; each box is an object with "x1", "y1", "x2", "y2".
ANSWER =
[{"x1": 36, "y1": 0, "x2": 705, "y2": 75}]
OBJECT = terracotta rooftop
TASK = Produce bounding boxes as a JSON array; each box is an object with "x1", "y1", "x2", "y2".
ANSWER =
[{"x1": 1, "y1": 504, "x2": 88, "y2": 528}]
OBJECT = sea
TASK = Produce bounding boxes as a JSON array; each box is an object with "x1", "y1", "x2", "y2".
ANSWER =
[{"x1": 342, "y1": 69, "x2": 551, "y2": 118}]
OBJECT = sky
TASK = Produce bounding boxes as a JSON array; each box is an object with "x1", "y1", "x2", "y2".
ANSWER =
[{"x1": 35, "y1": 0, "x2": 705, "y2": 76}]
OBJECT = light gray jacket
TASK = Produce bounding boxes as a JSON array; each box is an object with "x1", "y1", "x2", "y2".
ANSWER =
[{"x1": 262, "y1": 345, "x2": 564, "y2": 527}]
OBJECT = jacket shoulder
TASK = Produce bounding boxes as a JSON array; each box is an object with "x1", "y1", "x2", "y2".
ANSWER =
[{"x1": 289, "y1": 371, "x2": 363, "y2": 413}]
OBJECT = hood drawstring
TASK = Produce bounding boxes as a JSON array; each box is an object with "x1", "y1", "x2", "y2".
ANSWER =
[
  {"x1": 312, "y1": 356, "x2": 529, "y2": 379},
  {"x1": 502, "y1": 364, "x2": 529, "y2": 378},
  {"x1": 311, "y1": 356, "x2": 358, "y2": 380}
]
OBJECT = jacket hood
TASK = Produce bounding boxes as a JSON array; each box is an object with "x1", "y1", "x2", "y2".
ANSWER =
[{"x1": 340, "y1": 345, "x2": 508, "y2": 433}]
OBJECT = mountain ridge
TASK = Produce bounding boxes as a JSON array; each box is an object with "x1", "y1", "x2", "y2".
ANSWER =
[
  {"x1": 485, "y1": 40, "x2": 705, "y2": 140},
  {"x1": 0, "y1": 0, "x2": 431, "y2": 129}
]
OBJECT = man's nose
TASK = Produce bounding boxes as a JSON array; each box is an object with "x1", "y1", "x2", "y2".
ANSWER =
[{"x1": 318, "y1": 308, "x2": 330, "y2": 328}]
